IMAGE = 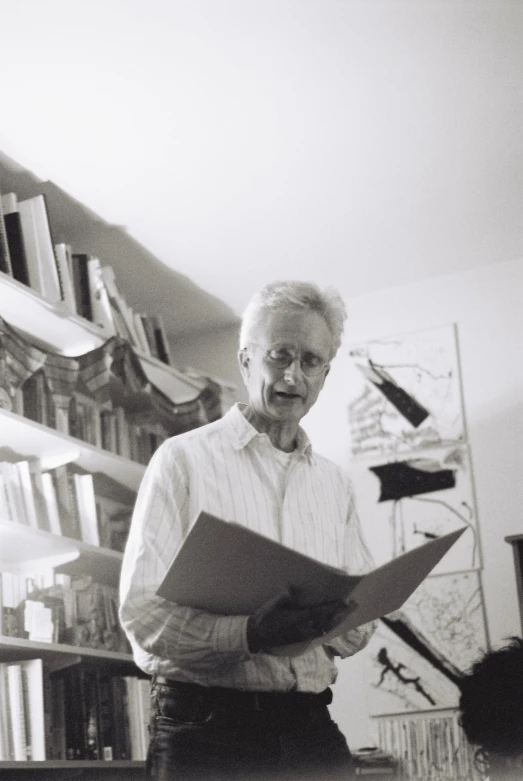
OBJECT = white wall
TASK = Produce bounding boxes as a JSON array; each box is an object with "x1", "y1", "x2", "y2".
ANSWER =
[{"x1": 302, "y1": 256, "x2": 523, "y2": 748}]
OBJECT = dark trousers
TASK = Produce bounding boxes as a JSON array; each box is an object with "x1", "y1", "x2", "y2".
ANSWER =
[{"x1": 146, "y1": 677, "x2": 354, "y2": 781}]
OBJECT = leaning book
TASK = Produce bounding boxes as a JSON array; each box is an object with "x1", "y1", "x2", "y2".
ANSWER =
[{"x1": 156, "y1": 511, "x2": 465, "y2": 656}]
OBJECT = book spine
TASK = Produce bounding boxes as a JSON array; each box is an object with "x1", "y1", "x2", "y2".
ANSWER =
[
  {"x1": 29, "y1": 194, "x2": 62, "y2": 303},
  {"x1": 53, "y1": 243, "x2": 78, "y2": 314},
  {"x1": 71, "y1": 253, "x2": 93, "y2": 321},
  {"x1": 6, "y1": 664, "x2": 27, "y2": 760},
  {"x1": 0, "y1": 191, "x2": 13, "y2": 275},
  {"x1": 2, "y1": 211, "x2": 30, "y2": 286},
  {"x1": 86, "y1": 257, "x2": 116, "y2": 336}
]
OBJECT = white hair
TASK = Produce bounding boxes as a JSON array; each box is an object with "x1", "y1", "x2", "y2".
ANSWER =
[{"x1": 239, "y1": 280, "x2": 347, "y2": 360}]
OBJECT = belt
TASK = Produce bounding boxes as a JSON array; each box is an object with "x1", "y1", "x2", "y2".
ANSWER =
[{"x1": 153, "y1": 676, "x2": 333, "y2": 711}]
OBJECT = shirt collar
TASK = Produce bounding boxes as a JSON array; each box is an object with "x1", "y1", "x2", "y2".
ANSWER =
[{"x1": 225, "y1": 403, "x2": 314, "y2": 462}]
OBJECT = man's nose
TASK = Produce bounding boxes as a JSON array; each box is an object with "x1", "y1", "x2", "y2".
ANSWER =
[{"x1": 283, "y1": 356, "x2": 302, "y2": 382}]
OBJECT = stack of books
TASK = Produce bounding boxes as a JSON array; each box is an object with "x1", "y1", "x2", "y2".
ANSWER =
[
  {"x1": 0, "y1": 187, "x2": 173, "y2": 364},
  {"x1": 0, "y1": 659, "x2": 150, "y2": 761}
]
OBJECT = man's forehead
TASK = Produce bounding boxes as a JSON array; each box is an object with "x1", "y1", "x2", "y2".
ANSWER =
[{"x1": 256, "y1": 309, "x2": 332, "y2": 349}]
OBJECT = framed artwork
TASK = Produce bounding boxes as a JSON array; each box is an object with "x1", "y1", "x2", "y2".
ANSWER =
[
  {"x1": 347, "y1": 324, "x2": 464, "y2": 459},
  {"x1": 366, "y1": 570, "x2": 488, "y2": 716},
  {"x1": 350, "y1": 444, "x2": 480, "y2": 575}
]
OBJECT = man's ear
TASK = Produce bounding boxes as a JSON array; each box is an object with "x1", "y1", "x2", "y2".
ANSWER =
[
  {"x1": 319, "y1": 364, "x2": 330, "y2": 389},
  {"x1": 238, "y1": 348, "x2": 250, "y2": 382}
]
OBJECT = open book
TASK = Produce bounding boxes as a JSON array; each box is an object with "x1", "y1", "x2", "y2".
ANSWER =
[{"x1": 157, "y1": 511, "x2": 466, "y2": 656}]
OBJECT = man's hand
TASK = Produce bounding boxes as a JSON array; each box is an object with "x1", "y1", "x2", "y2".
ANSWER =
[{"x1": 246, "y1": 590, "x2": 355, "y2": 654}]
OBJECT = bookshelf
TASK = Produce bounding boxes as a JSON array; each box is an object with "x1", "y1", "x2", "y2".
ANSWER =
[{"x1": 0, "y1": 156, "x2": 235, "y2": 776}]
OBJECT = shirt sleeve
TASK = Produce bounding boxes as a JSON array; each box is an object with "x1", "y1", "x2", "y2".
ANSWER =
[
  {"x1": 119, "y1": 441, "x2": 252, "y2": 670},
  {"x1": 326, "y1": 484, "x2": 377, "y2": 658}
]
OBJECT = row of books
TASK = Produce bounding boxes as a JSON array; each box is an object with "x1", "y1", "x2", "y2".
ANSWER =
[
  {"x1": 0, "y1": 188, "x2": 173, "y2": 364},
  {"x1": 1, "y1": 314, "x2": 222, "y2": 461},
  {"x1": 1, "y1": 570, "x2": 129, "y2": 653},
  {"x1": 0, "y1": 459, "x2": 133, "y2": 550},
  {"x1": 0, "y1": 659, "x2": 149, "y2": 761},
  {"x1": 20, "y1": 373, "x2": 168, "y2": 465},
  {"x1": 375, "y1": 712, "x2": 481, "y2": 781}
]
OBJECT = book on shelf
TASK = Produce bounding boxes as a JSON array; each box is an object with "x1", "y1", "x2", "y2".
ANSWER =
[
  {"x1": 100, "y1": 265, "x2": 141, "y2": 348},
  {"x1": 140, "y1": 314, "x2": 172, "y2": 366},
  {"x1": 48, "y1": 666, "x2": 149, "y2": 761},
  {"x1": 86, "y1": 255, "x2": 116, "y2": 336},
  {"x1": 132, "y1": 312, "x2": 152, "y2": 356},
  {"x1": 70, "y1": 252, "x2": 94, "y2": 321},
  {"x1": 0, "y1": 571, "x2": 23, "y2": 638},
  {"x1": 6, "y1": 662, "x2": 27, "y2": 760},
  {"x1": 0, "y1": 658, "x2": 50, "y2": 760},
  {"x1": 73, "y1": 471, "x2": 100, "y2": 546},
  {"x1": 1, "y1": 192, "x2": 30, "y2": 286},
  {"x1": 0, "y1": 189, "x2": 13, "y2": 276},
  {"x1": 17, "y1": 194, "x2": 62, "y2": 303},
  {"x1": 0, "y1": 461, "x2": 28, "y2": 525},
  {"x1": 14, "y1": 459, "x2": 39, "y2": 529},
  {"x1": 53, "y1": 463, "x2": 82, "y2": 541},
  {"x1": 21, "y1": 369, "x2": 50, "y2": 427},
  {"x1": 53, "y1": 242, "x2": 78, "y2": 315},
  {"x1": 29, "y1": 468, "x2": 61, "y2": 534}
]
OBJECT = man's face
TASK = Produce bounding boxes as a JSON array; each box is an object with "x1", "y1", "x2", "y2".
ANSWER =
[{"x1": 239, "y1": 308, "x2": 333, "y2": 427}]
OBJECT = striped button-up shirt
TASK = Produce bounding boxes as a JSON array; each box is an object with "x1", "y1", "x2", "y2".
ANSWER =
[{"x1": 119, "y1": 403, "x2": 376, "y2": 693}]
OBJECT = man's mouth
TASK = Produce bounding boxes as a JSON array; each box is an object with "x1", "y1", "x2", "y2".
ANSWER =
[{"x1": 275, "y1": 391, "x2": 301, "y2": 399}]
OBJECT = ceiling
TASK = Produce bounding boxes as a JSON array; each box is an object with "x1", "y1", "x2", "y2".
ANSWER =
[{"x1": 1, "y1": 1, "x2": 522, "y2": 337}]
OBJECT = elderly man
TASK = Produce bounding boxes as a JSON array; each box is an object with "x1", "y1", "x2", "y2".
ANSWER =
[{"x1": 119, "y1": 280, "x2": 376, "y2": 781}]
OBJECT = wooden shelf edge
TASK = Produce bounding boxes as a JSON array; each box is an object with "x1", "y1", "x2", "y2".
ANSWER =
[
  {"x1": 0, "y1": 635, "x2": 134, "y2": 663},
  {"x1": 0, "y1": 407, "x2": 144, "y2": 491},
  {"x1": 0, "y1": 760, "x2": 146, "y2": 768},
  {"x1": 0, "y1": 271, "x2": 217, "y2": 401}
]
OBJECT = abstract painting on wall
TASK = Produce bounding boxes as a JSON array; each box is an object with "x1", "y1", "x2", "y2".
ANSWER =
[
  {"x1": 351, "y1": 444, "x2": 480, "y2": 574},
  {"x1": 366, "y1": 570, "x2": 488, "y2": 716},
  {"x1": 347, "y1": 324, "x2": 464, "y2": 459}
]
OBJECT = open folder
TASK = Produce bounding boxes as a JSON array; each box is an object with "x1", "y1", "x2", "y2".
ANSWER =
[{"x1": 157, "y1": 511, "x2": 466, "y2": 656}]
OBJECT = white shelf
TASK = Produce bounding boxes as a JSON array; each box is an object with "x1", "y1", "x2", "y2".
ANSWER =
[
  {"x1": 0, "y1": 271, "x2": 205, "y2": 402},
  {"x1": 0, "y1": 271, "x2": 105, "y2": 355},
  {"x1": 0, "y1": 635, "x2": 135, "y2": 668},
  {"x1": 0, "y1": 519, "x2": 123, "y2": 587},
  {"x1": 0, "y1": 408, "x2": 144, "y2": 492},
  {"x1": 0, "y1": 760, "x2": 145, "y2": 769}
]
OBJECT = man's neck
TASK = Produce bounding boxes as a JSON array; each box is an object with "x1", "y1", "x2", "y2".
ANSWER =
[{"x1": 241, "y1": 405, "x2": 297, "y2": 452}]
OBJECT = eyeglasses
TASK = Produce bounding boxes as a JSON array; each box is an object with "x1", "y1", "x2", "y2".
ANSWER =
[{"x1": 249, "y1": 343, "x2": 330, "y2": 377}]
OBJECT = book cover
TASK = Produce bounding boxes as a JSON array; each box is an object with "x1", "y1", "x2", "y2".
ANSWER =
[
  {"x1": 2, "y1": 201, "x2": 30, "y2": 286},
  {"x1": 53, "y1": 243, "x2": 77, "y2": 315},
  {"x1": 132, "y1": 312, "x2": 152, "y2": 355},
  {"x1": 70, "y1": 253, "x2": 93, "y2": 321},
  {"x1": 20, "y1": 658, "x2": 47, "y2": 760},
  {"x1": 53, "y1": 464, "x2": 82, "y2": 540},
  {"x1": 13, "y1": 460, "x2": 39, "y2": 529},
  {"x1": 87, "y1": 256, "x2": 116, "y2": 336},
  {"x1": 149, "y1": 314, "x2": 172, "y2": 365},
  {"x1": 39, "y1": 471, "x2": 63, "y2": 535},
  {"x1": 49, "y1": 675, "x2": 66, "y2": 759},
  {"x1": 0, "y1": 190, "x2": 13, "y2": 276},
  {"x1": 18, "y1": 195, "x2": 61, "y2": 303},
  {"x1": 0, "y1": 664, "x2": 15, "y2": 760},
  {"x1": 6, "y1": 663, "x2": 27, "y2": 760},
  {"x1": 73, "y1": 472, "x2": 100, "y2": 546},
  {"x1": 139, "y1": 314, "x2": 160, "y2": 359},
  {"x1": 0, "y1": 461, "x2": 27, "y2": 524}
]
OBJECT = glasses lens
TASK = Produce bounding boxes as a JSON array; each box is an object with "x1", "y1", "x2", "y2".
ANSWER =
[{"x1": 262, "y1": 346, "x2": 327, "y2": 376}]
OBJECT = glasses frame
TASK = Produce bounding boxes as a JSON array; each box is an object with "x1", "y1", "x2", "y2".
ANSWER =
[{"x1": 247, "y1": 342, "x2": 330, "y2": 378}]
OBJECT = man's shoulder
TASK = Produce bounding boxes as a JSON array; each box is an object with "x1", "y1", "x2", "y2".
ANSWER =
[
  {"x1": 162, "y1": 414, "x2": 230, "y2": 452},
  {"x1": 310, "y1": 449, "x2": 350, "y2": 484}
]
